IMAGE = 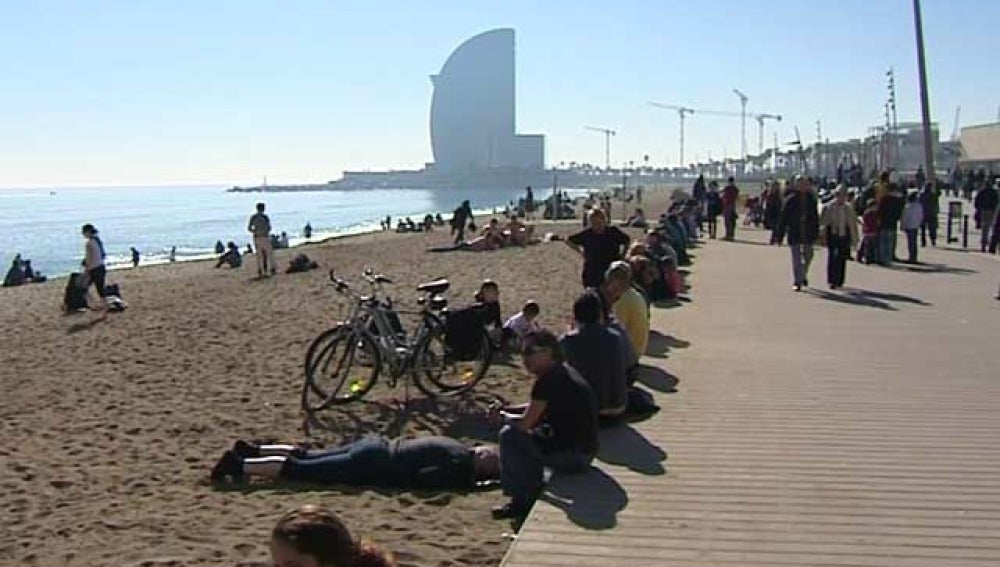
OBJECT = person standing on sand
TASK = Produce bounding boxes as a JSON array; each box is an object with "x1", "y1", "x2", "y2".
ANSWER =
[
  {"x1": 248, "y1": 202, "x2": 276, "y2": 277},
  {"x1": 81, "y1": 224, "x2": 109, "y2": 317},
  {"x1": 524, "y1": 186, "x2": 535, "y2": 220},
  {"x1": 169, "y1": 246, "x2": 176, "y2": 263},
  {"x1": 776, "y1": 176, "x2": 820, "y2": 291},
  {"x1": 130, "y1": 247, "x2": 140, "y2": 268},
  {"x1": 566, "y1": 208, "x2": 631, "y2": 288},
  {"x1": 818, "y1": 185, "x2": 859, "y2": 289},
  {"x1": 450, "y1": 200, "x2": 474, "y2": 244}
]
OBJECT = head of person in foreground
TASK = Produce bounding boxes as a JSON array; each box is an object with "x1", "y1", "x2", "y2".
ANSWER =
[{"x1": 272, "y1": 504, "x2": 396, "y2": 567}]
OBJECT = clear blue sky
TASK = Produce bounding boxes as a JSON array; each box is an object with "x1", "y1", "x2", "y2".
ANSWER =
[{"x1": 1, "y1": 0, "x2": 997, "y2": 187}]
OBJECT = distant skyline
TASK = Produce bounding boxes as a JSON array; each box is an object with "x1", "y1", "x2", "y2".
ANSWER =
[{"x1": 1, "y1": 0, "x2": 998, "y2": 187}]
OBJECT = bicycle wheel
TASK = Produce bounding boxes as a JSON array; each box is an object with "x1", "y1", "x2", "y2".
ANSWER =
[
  {"x1": 303, "y1": 325, "x2": 347, "y2": 382},
  {"x1": 302, "y1": 329, "x2": 380, "y2": 411},
  {"x1": 411, "y1": 323, "x2": 491, "y2": 397}
]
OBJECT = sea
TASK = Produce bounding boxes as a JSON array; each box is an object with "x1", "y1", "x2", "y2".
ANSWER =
[{"x1": 0, "y1": 185, "x2": 545, "y2": 278}]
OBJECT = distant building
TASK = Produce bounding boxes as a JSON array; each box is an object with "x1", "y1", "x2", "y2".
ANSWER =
[
  {"x1": 428, "y1": 28, "x2": 544, "y2": 172},
  {"x1": 958, "y1": 123, "x2": 1000, "y2": 170}
]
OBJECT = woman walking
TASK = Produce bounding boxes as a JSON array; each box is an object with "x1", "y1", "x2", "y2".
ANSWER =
[
  {"x1": 81, "y1": 224, "x2": 109, "y2": 317},
  {"x1": 819, "y1": 186, "x2": 859, "y2": 289}
]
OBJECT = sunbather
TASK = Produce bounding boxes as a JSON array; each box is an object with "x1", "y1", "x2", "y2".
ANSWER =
[{"x1": 211, "y1": 435, "x2": 500, "y2": 491}]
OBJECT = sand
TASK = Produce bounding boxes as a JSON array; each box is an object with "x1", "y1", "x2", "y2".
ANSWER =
[{"x1": 0, "y1": 188, "x2": 676, "y2": 566}]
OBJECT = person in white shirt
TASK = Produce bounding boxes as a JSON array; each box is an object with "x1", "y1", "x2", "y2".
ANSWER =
[
  {"x1": 818, "y1": 186, "x2": 860, "y2": 290},
  {"x1": 80, "y1": 223, "x2": 109, "y2": 317},
  {"x1": 502, "y1": 300, "x2": 540, "y2": 352},
  {"x1": 901, "y1": 193, "x2": 925, "y2": 264}
]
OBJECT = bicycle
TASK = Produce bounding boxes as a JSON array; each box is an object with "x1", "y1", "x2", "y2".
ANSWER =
[{"x1": 302, "y1": 269, "x2": 493, "y2": 412}]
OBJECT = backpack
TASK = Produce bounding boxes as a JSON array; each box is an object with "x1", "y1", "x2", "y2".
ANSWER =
[
  {"x1": 443, "y1": 304, "x2": 487, "y2": 361},
  {"x1": 64, "y1": 273, "x2": 89, "y2": 311}
]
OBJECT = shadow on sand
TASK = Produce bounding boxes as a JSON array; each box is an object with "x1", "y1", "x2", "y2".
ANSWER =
[
  {"x1": 597, "y1": 424, "x2": 667, "y2": 475},
  {"x1": 540, "y1": 467, "x2": 628, "y2": 530},
  {"x1": 645, "y1": 330, "x2": 690, "y2": 358}
]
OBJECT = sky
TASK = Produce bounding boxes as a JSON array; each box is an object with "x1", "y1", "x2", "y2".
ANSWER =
[{"x1": 1, "y1": 0, "x2": 998, "y2": 188}]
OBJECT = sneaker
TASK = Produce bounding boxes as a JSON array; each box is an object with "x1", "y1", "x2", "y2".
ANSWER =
[
  {"x1": 491, "y1": 502, "x2": 529, "y2": 520},
  {"x1": 210, "y1": 450, "x2": 244, "y2": 484},
  {"x1": 792, "y1": 285, "x2": 802, "y2": 292},
  {"x1": 231, "y1": 440, "x2": 261, "y2": 459}
]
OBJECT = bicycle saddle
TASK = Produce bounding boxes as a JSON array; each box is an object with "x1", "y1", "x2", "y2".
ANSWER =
[
  {"x1": 369, "y1": 274, "x2": 393, "y2": 284},
  {"x1": 416, "y1": 279, "x2": 450, "y2": 295}
]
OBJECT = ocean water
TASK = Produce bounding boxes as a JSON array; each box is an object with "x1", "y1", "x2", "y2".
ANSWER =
[{"x1": 0, "y1": 185, "x2": 531, "y2": 278}]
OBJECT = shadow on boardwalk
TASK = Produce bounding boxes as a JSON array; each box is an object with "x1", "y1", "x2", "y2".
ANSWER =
[
  {"x1": 805, "y1": 288, "x2": 931, "y2": 311},
  {"x1": 540, "y1": 468, "x2": 628, "y2": 530},
  {"x1": 597, "y1": 424, "x2": 667, "y2": 475}
]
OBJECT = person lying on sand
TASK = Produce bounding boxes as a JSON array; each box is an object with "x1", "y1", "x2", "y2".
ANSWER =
[
  {"x1": 211, "y1": 435, "x2": 500, "y2": 491},
  {"x1": 426, "y1": 218, "x2": 504, "y2": 252},
  {"x1": 272, "y1": 504, "x2": 396, "y2": 567}
]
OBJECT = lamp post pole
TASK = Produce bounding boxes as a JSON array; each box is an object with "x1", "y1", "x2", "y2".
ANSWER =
[{"x1": 913, "y1": 0, "x2": 935, "y2": 179}]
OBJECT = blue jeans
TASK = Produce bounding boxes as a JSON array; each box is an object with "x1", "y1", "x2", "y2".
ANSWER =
[
  {"x1": 499, "y1": 425, "x2": 593, "y2": 510},
  {"x1": 280, "y1": 435, "x2": 393, "y2": 485},
  {"x1": 789, "y1": 242, "x2": 814, "y2": 286},
  {"x1": 878, "y1": 229, "x2": 895, "y2": 265}
]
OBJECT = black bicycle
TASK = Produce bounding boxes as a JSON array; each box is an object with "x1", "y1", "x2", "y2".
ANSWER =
[{"x1": 302, "y1": 269, "x2": 493, "y2": 412}]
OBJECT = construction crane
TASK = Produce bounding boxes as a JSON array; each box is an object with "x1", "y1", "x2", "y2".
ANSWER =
[
  {"x1": 584, "y1": 126, "x2": 616, "y2": 169},
  {"x1": 733, "y1": 88, "x2": 750, "y2": 159},
  {"x1": 649, "y1": 102, "x2": 782, "y2": 165},
  {"x1": 951, "y1": 106, "x2": 961, "y2": 141},
  {"x1": 754, "y1": 114, "x2": 782, "y2": 154},
  {"x1": 647, "y1": 102, "x2": 694, "y2": 167}
]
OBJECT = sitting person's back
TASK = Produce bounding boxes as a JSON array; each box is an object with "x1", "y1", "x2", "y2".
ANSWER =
[
  {"x1": 560, "y1": 291, "x2": 627, "y2": 418},
  {"x1": 3, "y1": 259, "x2": 25, "y2": 287}
]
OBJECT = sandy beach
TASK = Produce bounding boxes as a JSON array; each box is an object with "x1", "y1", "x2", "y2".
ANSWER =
[{"x1": 0, "y1": 188, "x2": 675, "y2": 566}]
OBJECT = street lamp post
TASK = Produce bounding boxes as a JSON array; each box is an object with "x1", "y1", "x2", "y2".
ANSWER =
[
  {"x1": 912, "y1": 0, "x2": 935, "y2": 179},
  {"x1": 733, "y1": 89, "x2": 749, "y2": 161}
]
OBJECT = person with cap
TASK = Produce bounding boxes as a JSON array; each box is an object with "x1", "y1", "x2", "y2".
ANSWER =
[
  {"x1": 490, "y1": 329, "x2": 598, "y2": 520},
  {"x1": 776, "y1": 176, "x2": 820, "y2": 291},
  {"x1": 818, "y1": 185, "x2": 859, "y2": 289}
]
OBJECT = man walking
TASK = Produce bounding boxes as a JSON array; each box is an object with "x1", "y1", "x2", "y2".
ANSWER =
[
  {"x1": 450, "y1": 200, "x2": 474, "y2": 244},
  {"x1": 919, "y1": 182, "x2": 939, "y2": 247},
  {"x1": 247, "y1": 202, "x2": 275, "y2": 277},
  {"x1": 973, "y1": 181, "x2": 998, "y2": 252},
  {"x1": 721, "y1": 177, "x2": 740, "y2": 241},
  {"x1": 776, "y1": 176, "x2": 820, "y2": 291},
  {"x1": 818, "y1": 186, "x2": 859, "y2": 289}
]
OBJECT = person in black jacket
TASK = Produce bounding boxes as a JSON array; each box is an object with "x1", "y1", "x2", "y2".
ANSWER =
[
  {"x1": 974, "y1": 182, "x2": 999, "y2": 252},
  {"x1": 878, "y1": 187, "x2": 905, "y2": 265},
  {"x1": 919, "y1": 182, "x2": 940, "y2": 247},
  {"x1": 776, "y1": 176, "x2": 820, "y2": 291},
  {"x1": 210, "y1": 435, "x2": 500, "y2": 490}
]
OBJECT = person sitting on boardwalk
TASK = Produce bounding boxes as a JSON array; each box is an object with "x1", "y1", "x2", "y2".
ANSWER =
[
  {"x1": 216, "y1": 242, "x2": 242, "y2": 269},
  {"x1": 560, "y1": 291, "x2": 627, "y2": 421},
  {"x1": 566, "y1": 208, "x2": 631, "y2": 288},
  {"x1": 490, "y1": 330, "x2": 598, "y2": 520},
  {"x1": 271, "y1": 504, "x2": 396, "y2": 567},
  {"x1": 210, "y1": 435, "x2": 500, "y2": 491},
  {"x1": 601, "y1": 261, "x2": 649, "y2": 361}
]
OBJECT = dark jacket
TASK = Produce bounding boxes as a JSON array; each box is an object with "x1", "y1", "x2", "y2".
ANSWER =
[
  {"x1": 919, "y1": 186, "x2": 940, "y2": 217},
  {"x1": 974, "y1": 186, "x2": 998, "y2": 212},
  {"x1": 879, "y1": 191, "x2": 905, "y2": 228},
  {"x1": 776, "y1": 191, "x2": 820, "y2": 245}
]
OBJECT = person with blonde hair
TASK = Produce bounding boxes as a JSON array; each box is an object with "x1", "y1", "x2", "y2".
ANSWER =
[{"x1": 271, "y1": 505, "x2": 395, "y2": 567}]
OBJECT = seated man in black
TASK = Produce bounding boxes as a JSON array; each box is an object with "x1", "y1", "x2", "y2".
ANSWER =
[
  {"x1": 215, "y1": 241, "x2": 242, "y2": 268},
  {"x1": 210, "y1": 435, "x2": 500, "y2": 491},
  {"x1": 491, "y1": 330, "x2": 598, "y2": 520},
  {"x1": 560, "y1": 291, "x2": 627, "y2": 421}
]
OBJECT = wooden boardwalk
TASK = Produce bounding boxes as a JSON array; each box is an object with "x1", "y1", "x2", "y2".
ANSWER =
[{"x1": 502, "y1": 228, "x2": 1000, "y2": 566}]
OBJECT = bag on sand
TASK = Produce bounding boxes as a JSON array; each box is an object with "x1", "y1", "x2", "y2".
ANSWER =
[
  {"x1": 443, "y1": 304, "x2": 487, "y2": 361},
  {"x1": 63, "y1": 273, "x2": 89, "y2": 312},
  {"x1": 286, "y1": 253, "x2": 319, "y2": 274}
]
